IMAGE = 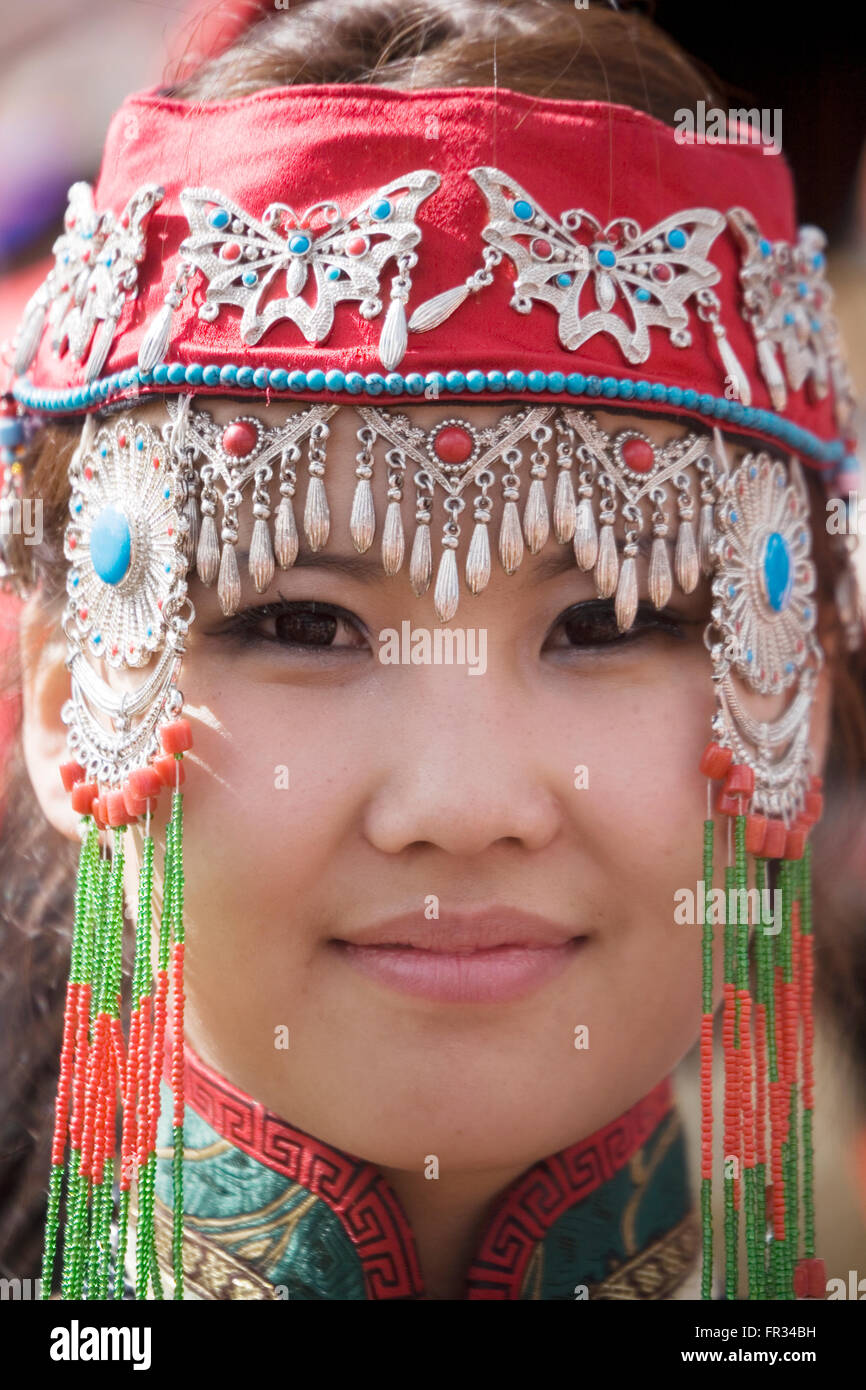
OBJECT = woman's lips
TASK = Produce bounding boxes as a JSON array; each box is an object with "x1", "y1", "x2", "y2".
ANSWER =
[{"x1": 331, "y1": 909, "x2": 586, "y2": 1003}]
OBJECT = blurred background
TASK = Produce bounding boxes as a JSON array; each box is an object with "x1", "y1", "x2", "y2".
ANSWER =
[{"x1": 0, "y1": 0, "x2": 864, "y2": 1288}]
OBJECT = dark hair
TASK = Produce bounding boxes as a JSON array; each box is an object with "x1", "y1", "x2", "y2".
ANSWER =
[{"x1": 2, "y1": 0, "x2": 865, "y2": 1278}]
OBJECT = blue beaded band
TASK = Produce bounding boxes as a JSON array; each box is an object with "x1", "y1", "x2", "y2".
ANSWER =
[{"x1": 12, "y1": 362, "x2": 851, "y2": 474}]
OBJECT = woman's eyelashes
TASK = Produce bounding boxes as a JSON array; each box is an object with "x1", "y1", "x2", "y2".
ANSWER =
[
  {"x1": 208, "y1": 593, "x2": 699, "y2": 659},
  {"x1": 212, "y1": 599, "x2": 371, "y2": 654},
  {"x1": 543, "y1": 598, "x2": 696, "y2": 653}
]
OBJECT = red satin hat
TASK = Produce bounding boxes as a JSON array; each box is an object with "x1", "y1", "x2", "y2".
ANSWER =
[{"x1": 7, "y1": 83, "x2": 858, "y2": 486}]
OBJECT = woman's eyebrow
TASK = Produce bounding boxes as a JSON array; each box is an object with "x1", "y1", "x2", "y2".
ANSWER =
[
  {"x1": 232, "y1": 547, "x2": 392, "y2": 582},
  {"x1": 530, "y1": 533, "x2": 655, "y2": 582},
  {"x1": 232, "y1": 535, "x2": 657, "y2": 585}
]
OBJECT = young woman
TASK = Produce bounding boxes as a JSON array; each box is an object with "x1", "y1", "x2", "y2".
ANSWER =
[{"x1": 1, "y1": 0, "x2": 863, "y2": 1301}]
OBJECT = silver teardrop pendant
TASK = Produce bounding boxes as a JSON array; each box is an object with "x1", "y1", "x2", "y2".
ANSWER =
[
  {"x1": 409, "y1": 523, "x2": 432, "y2": 596},
  {"x1": 594, "y1": 524, "x2": 619, "y2": 598},
  {"x1": 553, "y1": 469, "x2": 577, "y2": 543},
  {"x1": 466, "y1": 522, "x2": 491, "y2": 594},
  {"x1": 350, "y1": 477, "x2": 375, "y2": 553},
  {"x1": 249, "y1": 516, "x2": 275, "y2": 593},
  {"x1": 698, "y1": 502, "x2": 715, "y2": 575},
  {"x1": 196, "y1": 513, "x2": 220, "y2": 586},
  {"x1": 614, "y1": 555, "x2": 638, "y2": 632},
  {"x1": 382, "y1": 500, "x2": 405, "y2": 576},
  {"x1": 408, "y1": 283, "x2": 471, "y2": 333},
  {"x1": 757, "y1": 337, "x2": 787, "y2": 412},
  {"x1": 675, "y1": 519, "x2": 699, "y2": 594},
  {"x1": 85, "y1": 316, "x2": 117, "y2": 382},
  {"x1": 137, "y1": 301, "x2": 174, "y2": 374},
  {"x1": 275, "y1": 497, "x2": 299, "y2": 568},
  {"x1": 304, "y1": 475, "x2": 330, "y2": 551},
  {"x1": 13, "y1": 297, "x2": 47, "y2": 374},
  {"x1": 715, "y1": 327, "x2": 752, "y2": 407},
  {"x1": 498, "y1": 500, "x2": 524, "y2": 575},
  {"x1": 523, "y1": 478, "x2": 550, "y2": 554},
  {"x1": 573, "y1": 497, "x2": 598, "y2": 571},
  {"x1": 434, "y1": 547, "x2": 459, "y2": 622},
  {"x1": 649, "y1": 536, "x2": 673, "y2": 609},
  {"x1": 379, "y1": 297, "x2": 408, "y2": 371},
  {"x1": 182, "y1": 494, "x2": 200, "y2": 563},
  {"x1": 218, "y1": 541, "x2": 242, "y2": 617}
]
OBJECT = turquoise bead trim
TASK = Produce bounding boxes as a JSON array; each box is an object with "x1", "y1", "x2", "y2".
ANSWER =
[{"x1": 11, "y1": 364, "x2": 849, "y2": 470}]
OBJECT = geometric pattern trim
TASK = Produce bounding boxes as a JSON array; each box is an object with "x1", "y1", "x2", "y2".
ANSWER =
[
  {"x1": 464, "y1": 1078, "x2": 673, "y2": 1299},
  {"x1": 181, "y1": 1045, "x2": 423, "y2": 1299}
]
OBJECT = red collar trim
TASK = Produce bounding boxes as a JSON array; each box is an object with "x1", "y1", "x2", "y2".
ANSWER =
[{"x1": 178, "y1": 1044, "x2": 672, "y2": 1299}]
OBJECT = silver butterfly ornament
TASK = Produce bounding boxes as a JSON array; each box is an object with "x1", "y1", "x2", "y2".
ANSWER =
[{"x1": 172, "y1": 170, "x2": 441, "y2": 370}]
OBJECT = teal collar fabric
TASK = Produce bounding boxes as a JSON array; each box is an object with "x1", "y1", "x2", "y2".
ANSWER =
[{"x1": 153, "y1": 1046, "x2": 698, "y2": 1300}]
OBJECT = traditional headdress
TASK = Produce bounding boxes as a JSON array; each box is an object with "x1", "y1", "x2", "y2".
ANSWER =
[{"x1": 0, "y1": 81, "x2": 861, "y2": 1301}]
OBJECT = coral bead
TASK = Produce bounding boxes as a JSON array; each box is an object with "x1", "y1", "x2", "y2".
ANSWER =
[
  {"x1": 699, "y1": 741, "x2": 733, "y2": 779},
  {"x1": 91, "y1": 793, "x2": 108, "y2": 830},
  {"x1": 153, "y1": 753, "x2": 185, "y2": 788},
  {"x1": 620, "y1": 436, "x2": 655, "y2": 473},
  {"x1": 161, "y1": 718, "x2": 193, "y2": 754},
  {"x1": 432, "y1": 425, "x2": 474, "y2": 465},
  {"x1": 220, "y1": 420, "x2": 259, "y2": 458},
  {"x1": 784, "y1": 827, "x2": 807, "y2": 861},
  {"x1": 122, "y1": 781, "x2": 157, "y2": 821},
  {"x1": 716, "y1": 791, "x2": 742, "y2": 817},
  {"x1": 59, "y1": 760, "x2": 86, "y2": 792},
  {"x1": 745, "y1": 813, "x2": 768, "y2": 854},
  {"x1": 793, "y1": 1257, "x2": 827, "y2": 1300},
  {"x1": 761, "y1": 819, "x2": 788, "y2": 859},
  {"x1": 723, "y1": 763, "x2": 755, "y2": 798},
  {"x1": 127, "y1": 766, "x2": 163, "y2": 799},
  {"x1": 803, "y1": 790, "x2": 823, "y2": 824},
  {"x1": 106, "y1": 789, "x2": 132, "y2": 826},
  {"x1": 71, "y1": 779, "x2": 98, "y2": 814}
]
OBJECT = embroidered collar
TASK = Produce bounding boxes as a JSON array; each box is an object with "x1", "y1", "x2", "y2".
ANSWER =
[{"x1": 151, "y1": 1046, "x2": 698, "y2": 1300}]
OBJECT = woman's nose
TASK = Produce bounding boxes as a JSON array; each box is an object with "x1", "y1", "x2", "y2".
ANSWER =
[{"x1": 360, "y1": 667, "x2": 564, "y2": 857}]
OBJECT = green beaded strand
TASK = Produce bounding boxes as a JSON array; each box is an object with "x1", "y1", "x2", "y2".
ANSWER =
[
  {"x1": 82, "y1": 850, "x2": 113, "y2": 1297},
  {"x1": 724, "y1": 861, "x2": 738, "y2": 1299},
  {"x1": 116, "y1": 824, "x2": 155, "y2": 1299},
  {"x1": 135, "y1": 813, "x2": 175, "y2": 1299},
  {"x1": 734, "y1": 816, "x2": 760, "y2": 1301},
  {"x1": 701, "y1": 817, "x2": 714, "y2": 1301},
  {"x1": 783, "y1": 856, "x2": 795, "y2": 1301},
  {"x1": 800, "y1": 843, "x2": 816, "y2": 1260},
  {"x1": 92, "y1": 826, "x2": 127, "y2": 1299},
  {"x1": 114, "y1": 1188, "x2": 130, "y2": 1300},
  {"x1": 41, "y1": 1166, "x2": 64, "y2": 1300},
  {"x1": 170, "y1": 784, "x2": 186, "y2": 1299},
  {"x1": 776, "y1": 862, "x2": 794, "y2": 1299},
  {"x1": 762, "y1": 858, "x2": 782, "y2": 1299},
  {"x1": 43, "y1": 819, "x2": 99, "y2": 1298},
  {"x1": 135, "y1": 820, "x2": 170, "y2": 1300},
  {"x1": 752, "y1": 855, "x2": 769, "y2": 1301},
  {"x1": 62, "y1": 834, "x2": 102, "y2": 1300}
]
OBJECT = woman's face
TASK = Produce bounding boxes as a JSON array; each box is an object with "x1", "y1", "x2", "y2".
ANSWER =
[{"x1": 27, "y1": 398, "x2": 827, "y2": 1176}]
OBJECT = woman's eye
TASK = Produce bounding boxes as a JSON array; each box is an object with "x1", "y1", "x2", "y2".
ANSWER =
[
  {"x1": 214, "y1": 599, "x2": 369, "y2": 653},
  {"x1": 544, "y1": 598, "x2": 689, "y2": 651}
]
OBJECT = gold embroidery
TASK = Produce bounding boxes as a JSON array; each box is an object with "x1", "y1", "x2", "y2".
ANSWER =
[
  {"x1": 588, "y1": 1211, "x2": 701, "y2": 1300},
  {"x1": 522, "y1": 1242, "x2": 544, "y2": 1300},
  {"x1": 622, "y1": 1111, "x2": 683, "y2": 1255},
  {"x1": 152, "y1": 1197, "x2": 276, "y2": 1299},
  {"x1": 154, "y1": 1139, "x2": 231, "y2": 1162}
]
